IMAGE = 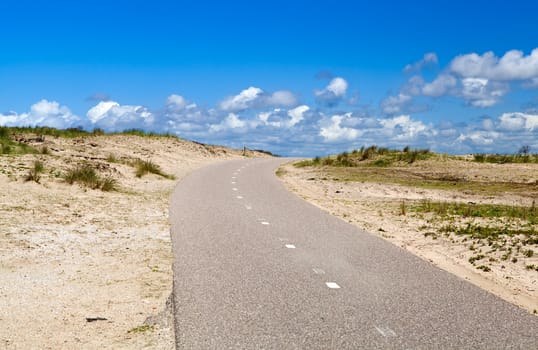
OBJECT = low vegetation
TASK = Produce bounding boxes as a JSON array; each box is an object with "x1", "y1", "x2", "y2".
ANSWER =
[
  {"x1": 473, "y1": 145, "x2": 538, "y2": 164},
  {"x1": 0, "y1": 127, "x2": 39, "y2": 154},
  {"x1": 24, "y1": 160, "x2": 45, "y2": 183},
  {"x1": 63, "y1": 164, "x2": 117, "y2": 191},
  {"x1": 296, "y1": 145, "x2": 434, "y2": 168},
  {"x1": 131, "y1": 159, "x2": 175, "y2": 179}
]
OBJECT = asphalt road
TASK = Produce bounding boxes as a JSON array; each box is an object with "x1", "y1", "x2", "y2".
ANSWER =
[{"x1": 170, "y1": 158, "x2": 538, "y2": 349}]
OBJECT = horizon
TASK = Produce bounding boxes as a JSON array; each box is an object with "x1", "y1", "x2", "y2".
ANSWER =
[{"x1": 1, "y1": 0, "x2": 537, "y2": 157}]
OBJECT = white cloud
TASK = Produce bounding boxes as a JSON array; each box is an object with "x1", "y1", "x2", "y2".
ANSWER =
[
  {"x1": 404, "y1": 52, "x2": 438, "y2": 73},
  {"x1": 422, "y1": 74, "x2": 457, "y2": 97},
  {"x1": 379, "y1": 115, "x2": 434, "y2": 141},
  {"x1": 315, "y1": 77, "x2": 348, "y2": 106},
  {"x1": 166, "y1": 94, "x2": 188, "y2": 110},
  {"x1": 87, "y1": 101, "x2": 154, "y2": 131},
  {"x1": 258, "y1": 105, "x2": 310, "y2": 128},
  {"x1": 265, "y1": 90, "x2": 298, "y2": 107},
  {"x1": 219, "y1": 87, "x2": 298, "y2": 111},
  {"x1": 220, "y1": 87, "x2": 263, "y2": 111},
  {"x1": 460, "y1": 78, "x2": 508, "y2": 107},
  {"x1": 380, "y1": 93, "x2": 412, "y2": 114},
  {"x1": 497, "y1": 112, "x2": 538, "y2": 131},
  {"x1": 0, "y1": 99, "x2": 81, "y2": 129},
  {"x1": 287, "y1": 105, "x2": 309, "y2": 127},
  {"x1": 450, "y1": 48, "x2": 538, "y2": 81},
  {"x1": 319, "y1": 113, "x2": 362, "y2": 142},
  {"x1": 209, "y1": 113, "x2": 254, "y2": 133}
]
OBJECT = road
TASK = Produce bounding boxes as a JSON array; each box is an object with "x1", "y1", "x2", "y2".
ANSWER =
[{"x1": 169, "y1": 158, "x2": 538, "y2": 349}]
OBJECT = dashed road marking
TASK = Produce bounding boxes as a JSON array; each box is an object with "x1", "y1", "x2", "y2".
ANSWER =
[
  {"x1": 374, "y1": 326, "x2": 396, "y2": 337},
  {"x1": 261, "y1": 221, "x2": 270, "y2": 225},
  {"x1": 312, "y1": 268, "x2": 326, "y2": 275},
  {"x1": 231, "y1": 181, "x2": 236, "y2": 184},
  {"x1": 236, "y1": 196, "x2": 243, "y2": 199},
  {"x1": 232, "y1": 188, "x2": 238, "y2": 191},
  {"x1": 325, "y1": 282, "x2": 340, "y2": 289},
  {"x1": 232, "y1": 176, "x2": 236, "y2": 179},
  {"x1": 285, "y1": 244, "x2": 296, "y2": 249},
  {"x1": 244, "y1": 205, "x2": 252, "y2": 210}
]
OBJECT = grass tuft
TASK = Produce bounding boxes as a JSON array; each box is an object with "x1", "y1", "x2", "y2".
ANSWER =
[
  {"x1": 63, "y1": 164, "x2": 118, "y2": 191},
  {"x1": 133, "y1": 159, "x2": 175, "y2": 179},
  {"x1": 25, "y1": 160, "x2": 44, "y2": 183}
]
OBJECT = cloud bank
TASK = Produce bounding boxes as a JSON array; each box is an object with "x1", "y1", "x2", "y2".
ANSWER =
[{"x1": 2, "y1": 48, "x2": 537, "y2": 156}]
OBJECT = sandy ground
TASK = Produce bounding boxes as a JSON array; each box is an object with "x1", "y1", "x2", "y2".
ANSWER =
[
  {"x1": 0, "y1": 133, "x2": 265, "y2": 349},
  {"x1": 278, "y1": 159, "x2": 538, "y2": 314}
]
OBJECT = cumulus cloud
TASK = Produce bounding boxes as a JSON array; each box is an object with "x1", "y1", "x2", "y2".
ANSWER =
[
  {"x1": 497, "y1": 112, "x2": 538, "y2": 131},
  {"x1": 315, "y1": 77, "x2": 348, "y2": 106},
  {"x1": 0, "y1": 99, "x2": 81, "y2": 129},
  {"x1": 219, "y1": 87, "x2": 298, "y2": 112},
  {"x1": 87, "y1": 101, "x2": 154, "y2": 131},
  {"x1": 209, "y1": 113, "x2": 253, "y2": 133},
  {"x1": 258, "y1": 105, "x2": 310, "y2": 128},
  {"x1": 380, "y1": 93, "x2": 412, "y2": 114},
  {"x1": 450, "y1": 48, "x2": 538, "y2": 81},
  {"x1": 378, "y1": 115, "x2": 434, "y2": 141},
  {"x1": 422, "y1": 74, "x2": 457, "y2": 97},
  {"x1": 404, "y1": 52, "x2": 438, "y2": 73},
  {"x1": 166, "y1": 94, "x2": 189, "y2": 111},
  {"x1": 460, "y1": 78, "x2": 508, "y2": 107},
  {"x1": 319, "y1": 113, "x2": 362, "y2": 142}
]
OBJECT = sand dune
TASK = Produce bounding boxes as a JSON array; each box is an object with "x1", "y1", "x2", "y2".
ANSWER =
[{"x1": 0, "y1": 132, "x2": 267, "y2": 349}]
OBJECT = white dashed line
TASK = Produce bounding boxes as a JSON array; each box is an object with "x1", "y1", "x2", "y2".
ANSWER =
[
  {"x1": 244, "y1": 205, "x2": 252, "y2": 210},
  {"x1": 232, "y1": 188, "x2": 238, "y2": 191},
  {"x1": 312, "y1": 268, "x2": 326, "y2": 275},
  {"x1": 375, "y1": 326, "x2": 396, "y2": 337},
  {"x1": 325, "y1": 282, "x2": 340, "y2": 289},
  {"x1": 236, "y1": 196, "x2": 243, "y2": 199},
  {"x1": 231, "y1": 181, "x2": 236, "y2": 184},
  {"x1": 285, "y1": 244, "x2": 296, "y2": 249},
  {"x1": 231, "y1": 176, "x2": 236, "y2": 179},
  {"x1": 261, "y1": 221, "x2": 270, "y2": 225}
]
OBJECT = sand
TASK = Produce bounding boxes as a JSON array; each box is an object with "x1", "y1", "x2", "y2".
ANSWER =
[{"x1": 0, "y1": 133, "x2": 265, "y2": 349}]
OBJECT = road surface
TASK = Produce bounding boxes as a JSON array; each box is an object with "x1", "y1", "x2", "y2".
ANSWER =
[{"x1": 170, "y1": 158, "x2": 538, "y2": 349}]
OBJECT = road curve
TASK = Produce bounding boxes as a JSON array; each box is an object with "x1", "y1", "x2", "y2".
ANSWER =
[{"x1": 170, "y1": 158, "x2": 538, "y2": 349}]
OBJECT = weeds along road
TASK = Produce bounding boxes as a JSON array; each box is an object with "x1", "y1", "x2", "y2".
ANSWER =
[{"x1": 169, "y1": 158, "x2": 538, "y2": 349}]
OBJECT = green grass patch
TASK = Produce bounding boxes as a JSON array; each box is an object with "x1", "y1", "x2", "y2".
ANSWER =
[
  {"x1": 127, "y1": 324, "x2": 155, "y2": 334},
  {"x1": 0, "y1": 127, "x2": 39, "y2": 154},
  {"x1": 63, "y1": 164, "x2": 117, "y2": 191},
  {"x1": 413, "y1": 200, "x2": 537, "y2": 223},
  {"x1": 294, "y1": 145, "x2": 435, "y2": 168},
  {"x1": 473, "y1": 153, "x2": 538, "y2": 164},
  {"x1": 440, "y1": 223, "x2": 537, "y2": 241}
]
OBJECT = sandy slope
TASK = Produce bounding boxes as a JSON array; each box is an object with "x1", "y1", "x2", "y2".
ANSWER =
[
  {"x1": 278, "y1": 160, "x2": 538, "y2": 314},
  {"x1": 0, "y1": 134, "x2": 266, "y2": 349}
]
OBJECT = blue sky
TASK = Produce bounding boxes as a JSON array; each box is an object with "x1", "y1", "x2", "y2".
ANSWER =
[{"x1": 1, "y1": 0, "x2": 537, "y2": 156}]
